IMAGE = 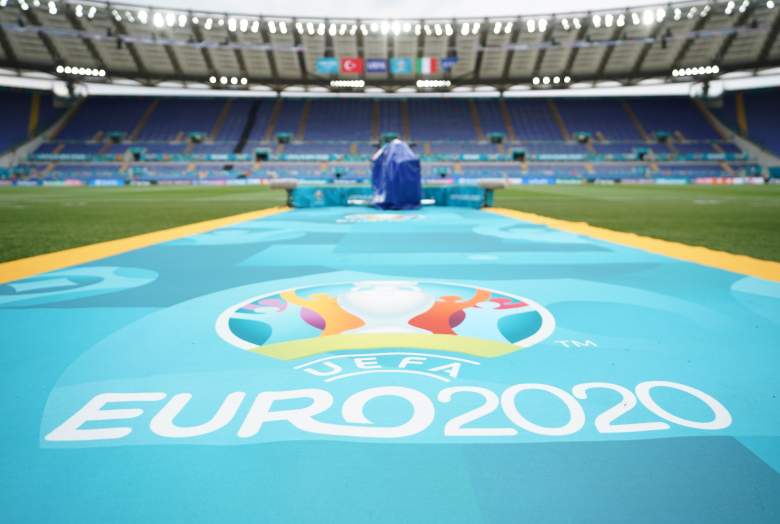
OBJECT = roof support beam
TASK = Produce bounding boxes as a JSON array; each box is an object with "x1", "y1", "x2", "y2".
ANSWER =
[
  {"x1": 531, "y1": 22, "x2": 555, "y2": 78},
  {"x1": 110, "y1": 18, "x2": 150, "y2": 81},
  {"x1": 715, "y1": 7, "x2": 755, "y2": 64},
  {"x1": 756, "y1": 8, "x2": 780, "y2": 66},
  {"x1": 562, "y1": 19, "x2": 591, "y2": 81},
  {"x1": 22, "y1": 10, "x2": 61, "y2": 66},
  {"x1": 64, "y1": 11, "x2": 107, "y2": 70},
  {"x1": 260, "y1": 18, "x2": 280, "y2": 86},
  {"x1": 668, "y1": 15, "x2": 709, "y2": 73},
  {"x1": 629, "y1": 19, "x2": 670, "y2": 82},
  {"x1": 499, "y1": 17, "x2": 521, "y2": 88}
]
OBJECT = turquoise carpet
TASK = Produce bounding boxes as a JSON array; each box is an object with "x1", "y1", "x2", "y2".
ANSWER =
[{"x1": 2, "y1": 207, "x2": 779, "y2": 522}]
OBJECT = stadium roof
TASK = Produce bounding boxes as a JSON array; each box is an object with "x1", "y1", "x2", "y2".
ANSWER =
[{"x1": 0, "y1": 0, "x2": 779, "y2": 93}]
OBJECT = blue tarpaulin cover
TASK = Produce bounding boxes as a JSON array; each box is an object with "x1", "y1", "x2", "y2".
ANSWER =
[{"x1": 371, "y1": 139, "x2": 421, "y2": 210}]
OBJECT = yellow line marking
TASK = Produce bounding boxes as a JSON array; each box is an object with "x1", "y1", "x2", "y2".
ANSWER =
[
  {"x1": 487, "y1": 207, "x2": 780, "y2": 283},
  {"x1": 0, "y1": 206, "x2": 289, "y2": 284}
]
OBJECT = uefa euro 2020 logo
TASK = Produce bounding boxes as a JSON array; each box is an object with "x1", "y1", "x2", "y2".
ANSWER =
[{"x1": 216, "y1": 281, "x2": 554, "y2": 360}]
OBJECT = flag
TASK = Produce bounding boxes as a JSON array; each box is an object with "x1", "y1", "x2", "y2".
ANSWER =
[
  {"x1": 315, "y1": 57, "x2": 339, "y2": 75},
  {"x1": 417, "y1": 57, "x2": 439, "y2": 75},
  {"x1": 441, "y1": 57, "x2": 459, "y2": 71},
  {"x1": 340, "y1": 57, "x2": 364, "y2": 74},
  {"x1": 390, "y1": 57, "x2": 414, "y2": 74},
  {"x1": 366, "y1": 59, "x2": 387, "y2": 73}
]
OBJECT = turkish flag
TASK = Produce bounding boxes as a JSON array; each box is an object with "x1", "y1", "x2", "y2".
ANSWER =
[{"x1": 340, "y1": 57, "x2": 364, "y2": 74}]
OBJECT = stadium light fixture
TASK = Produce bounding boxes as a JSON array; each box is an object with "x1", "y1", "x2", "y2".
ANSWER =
[
  {"x1": 542, "y1": 76, "x2": 550, "y2": 85},
  {"x1": 178, "y1": 14, "x2": 188, "y2": 28},
  {"x1": 361, "y1": 23, "x2": 369, "y2": 36},
  {"x1": 673, "y1": 7, "x2": 682, "y2": 20},
  {"x1": 228, "y1": 18, "x2": 238, "y2": 32},
  {"x1": 493, "y1": 21, "x2": 501, "y2": 34},
  {"x1": 338, "y1": 23, "x2": 346, "y2": 36},
  {"x1": 605, "y1": 14, "x2": 614, "y2": 28},
  {"x1": 504, "y1": 21, "x2": 512, "y2": 34},
  {"x1": 687, "y1": 6, "x2": 697, "y2": 19},
  {"x1": 370, "y1": 22, "x2": 379, "y2": 33},
  {"x1": 402, "y1": 22, "x2": 411, "y2": 33},
  {"x1": 445, "y1": 23, "x2": 453, "y2": 36},
  {"x1": 191, "y1": 16, "x2": 199, "y2": 25},
  {"x1": 672, "y1": 64, "x2": 720, "y2": 78},
  {"x1": 0, "y1": 0, "x2": 7, "y2": 7},
  {"x1": 564, "y1": 75, "x2": 571, "y2": 83},
  {"x1": 532, "y1": 76, "x2": 540, "y2": 85},
  {"x1": 460, "y1": 22, "x2": 469, "y2": 35},
  {"x1": 250, "y1": 20, "x2": 259, "y2": 33},
  {"x1": 433, "y1": 23, "x2": 442, "y2": 36},
  {"x1": 73, "y1": 3, "x2": 82, "y2": 17},
  {"x1": 58, "y1": 65, "x2": 106, "y2": 78},
  {"x1": 219, "y1": 76, "x2": 228, "y2": 85},
  {"x1": 239, "y1": 18, "x2": 249, "y2": 32},
  {"x1": 471, "y1": 22, "x2": 480, "y2": 35},
  {"x1": 526, "y1": 19, "x2": 536, "y2": 33},
  {"x1": 769, "y1": 1, "x2": 776, "y2": 8},
  {"x1": 738, "y1": 0, "x2": 750, "y2": 13},
  {"x1": 349, "y1": 24, "x2": 358, "y2": 36},
  {"x1": 209, "y1": 75, "x2": 216, "y2": 83},
  {"x1": 295, "y1": 22, "x2": 303, "y2": 34},
  {"x1": 165, "y1": 12, "x2": 176, "y2": 28},
  {"x1": 87, "y1": 5, "x2": 96, "y2": 19},
  {"x1": 218, "y1": 18, "x2": 225, "y2": 27},
  {"x1": 617, "y1": 14, "x2": 625, "y2": 27},
  {"x1": 700, "y1": 4, "x2": 711, "y2": 17},
  {"x1": 204, "y1": 17, "x2": 213, "y2": 30},
  {"x1": 240, "y1": 77, "x2": 248, "y2": 85},
  {"x1": 152, "y1": 12, "x2": 164, "y2": 28},
  {"x1": 631, "y1": 12, "x2": 641, "y2": 25},
  {"x1": 328, "y1": 23, "x2": 336, "y2": 36},
  {"x1": 330, "y1": 79, "x2": 366, "y2": 88},
  {"x1": 279, "y1": 21, "x2": 288, "y2": 34},
  {"x1": 592, "y1": 14, "x2": 602, "y2": 28},
  {"x1": 392, "y1": 21, "x2": 402, "y2": 35},
  {"x1": 306, "y1": 22, "x2": 314, "y2": 35},
  {"x1": 642, "y1": 9, "x2": 654, "y2": 25},
  {"x1": 416, "y1": 79, "x2": 451, "y2": 89},
  {"x1": 561, "y1": 18, "x2": 570, "y2": 30},
  {"x1": 47, "y1": 1, "x2": 56, "y2": 15},
  {"x1": 572, "y1": 18, "x2": 581, "y2": 29},
  {"x1": 424, "y1": 24, "x2": 432, "y2": 35},
  {"x1": 381, "y1": 21, "x2": 390, "y2": 35},
  {"x1": 317, "y1": 22, "x2": 325, "y2": 36},
  {"x1": 538, "y1": 18, "x2": 548, "y2": 32},
  {"x1": 137, "y1": 9, "x2": 148, "y2": 24}
]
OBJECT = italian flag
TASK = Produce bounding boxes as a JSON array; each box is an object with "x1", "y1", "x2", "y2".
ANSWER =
[{"x1": 417, "y1": 57, "x2": 439, "y2": 75}]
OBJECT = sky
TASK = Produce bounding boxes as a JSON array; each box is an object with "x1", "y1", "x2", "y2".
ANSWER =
[{"x1": 115, "y1": 0, "x2": 652, "y2": 18}]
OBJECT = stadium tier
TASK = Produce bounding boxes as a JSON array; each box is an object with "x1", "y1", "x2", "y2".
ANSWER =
[{"x1": 0, "y1": 90, "x2": 772, "y2": 185}]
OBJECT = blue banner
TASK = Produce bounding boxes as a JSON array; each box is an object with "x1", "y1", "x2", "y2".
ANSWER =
[
  {"x1": 390, "y1": 57, "x2": 414, "y2": 74},
  {"x1": 366, "y1": 59, "x2": 387, "y2": 73},
  {"x1": 442, "y1": 57, "x2": 458, "y2": 70},
  {"x1": 315, "y1": 57, "x2": 339, "y2": 75}
]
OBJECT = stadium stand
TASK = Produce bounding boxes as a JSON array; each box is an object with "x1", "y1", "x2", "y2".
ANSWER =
[
  {"x1": 7, "y1": 92, "x2": 762, "y2": 185},
  {"x1": 0, "y1": 88, "x2": 65, "y2": 154},
  {"x1": 712, "y1": 89, "x2": 780, "y2": 157}
]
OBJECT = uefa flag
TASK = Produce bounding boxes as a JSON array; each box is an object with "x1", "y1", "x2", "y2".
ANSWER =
[
  {"x1": 340, "y1": 57, "x2": 364, "y2": 74},
  {"x1": 366, "y1": 58, "x2": 387, "y2": 73},
  {"x1": 417, "y1": 57, "x2": 439, "y2": 75},
  {"x1": 315, "y1": 57, "x2": 339, "y2": 75},
  {"x1": 390, "y1": 57, "x2": 414, "y2": 74},
  {"x1": 442, "y1": 57, "x2": 459, "y2": 71}
]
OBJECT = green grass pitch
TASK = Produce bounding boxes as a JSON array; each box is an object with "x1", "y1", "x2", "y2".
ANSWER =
[{"x1": 0, "y1": 184, "x2": 778, "y2": 264}]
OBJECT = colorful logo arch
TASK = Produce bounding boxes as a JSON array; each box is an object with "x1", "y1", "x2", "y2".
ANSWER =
[{"x1": 216, "y1": 280, "x2": 555, "y2": 360}]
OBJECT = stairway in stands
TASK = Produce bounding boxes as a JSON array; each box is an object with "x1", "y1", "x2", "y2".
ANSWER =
[
  {"x1": 264, "y1": 99, "x2": 283, "y2": 142},
  {"x1": 297, "y1": 100, "x2": 311, "y2": 141},
  {"x1": 128, "y1": 99, "x2": 159, "y2": 141},
  {"x1": 468, "y1": 99, "x2": 484, "y2": 141},
  {"x1": 499, "y1": 99, "x2": 517, "y2": 142},
  {"x1": 235, "y1": 101, "x2": 260, "y2": 154},
  {"x1": 547, "y1": 99, "x2": 570, "y2": 141}
]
